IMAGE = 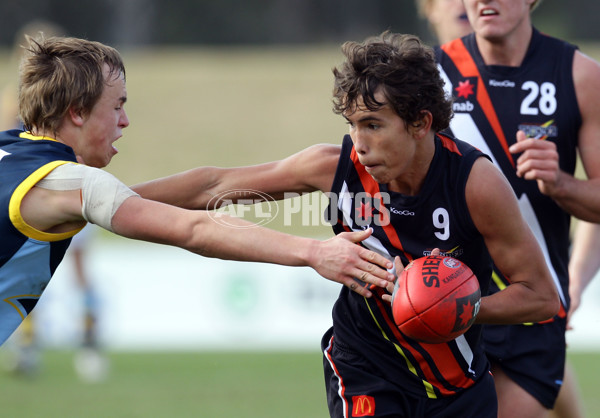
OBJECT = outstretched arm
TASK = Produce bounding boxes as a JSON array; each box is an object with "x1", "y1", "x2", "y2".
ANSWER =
[
  {"x1": 111, "y1": 196, "x2": 394, "y2": 296},
  {"x1": 132, "y1": 144, "x2": 342, "y2": 209},
  {"x1": 21, "y1": 159, "x2": 395, "y2": 297}
]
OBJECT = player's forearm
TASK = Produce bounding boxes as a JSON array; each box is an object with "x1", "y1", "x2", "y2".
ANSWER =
[
  {"x1": 549, "y1": 174, "x2": 600, "y2": 222},
  {"x1": 475, "y1": 282, "x2": 559, "y2": 325},
  {"x1": 112, "y1": 196, "x2": 314, "y2": 265},
  {"x1": 132, "y1": 166, "x2": 224, "y2": 209},
  {"x1": 190, "y1": 213, "x2": 317, "y2": 266}
]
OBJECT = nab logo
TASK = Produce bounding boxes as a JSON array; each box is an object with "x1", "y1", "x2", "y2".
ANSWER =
[
  {"x1": 452, "y1": 100, "x2": 474, "y2": 112},
  {"x1": 455, "y1": 79, "x2": 475, "y2": 99},
  {"x1": 453, "y1": 78, "x2": 477, "y2": 113},
  {"x1": 352, "y1": 395, "x2": 375, "y2": 417}
]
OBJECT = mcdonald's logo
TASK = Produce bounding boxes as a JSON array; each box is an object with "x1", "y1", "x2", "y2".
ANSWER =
[{"x1": 352, "y1": 395, "x2": 375, "y2": 417}]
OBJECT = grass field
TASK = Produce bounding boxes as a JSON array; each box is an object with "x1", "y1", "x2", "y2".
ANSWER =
[
  {"x1": 0, "y1": 350, "x2": 330, "y2": 418},
  {"x1": 0, "y1": 350, "x2": 597, "y2": 417}
]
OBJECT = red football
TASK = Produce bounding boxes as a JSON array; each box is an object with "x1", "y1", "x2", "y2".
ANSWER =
[{"x1": 391, "y1": 255, "x2": 481, "y2": 344}]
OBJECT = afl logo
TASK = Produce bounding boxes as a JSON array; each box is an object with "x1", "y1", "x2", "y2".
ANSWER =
[
  {"x1": 207, "y1": 189, "x2": 279, "y2": 229},
  {"x1": 443, "y1": 257, "x2": 462, "y2": 269}
]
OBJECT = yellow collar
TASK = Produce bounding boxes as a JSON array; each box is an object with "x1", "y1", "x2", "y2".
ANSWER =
[{"x1": 19, "y1": 131, "x2": 59, "y2": 142}]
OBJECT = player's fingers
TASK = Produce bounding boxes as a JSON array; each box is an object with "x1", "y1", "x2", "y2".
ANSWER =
[
  {"x1": 385, "y1": 280, "x2": 395, "y2": 295},
  {"x1": 345, "y1": 278, "x2": 372, "y2": 298},
  {"x1": 338, "y1": 229, "x2": 393, "y2": 272},
  {"x1": 355, "y1": 268, "x2": 392, "y2": 288},
  {"x1": 340, "y1": 227, "x2": 373, "y2": 244},
  {"x1": 378, "y1": 256, "x2": 403, "y2": 296},
  {"x1": 359, "y1": 252, "x2": 394, "y2": 280},
  {"x1": 394, "y1": 255, "x2": 405, "y2": 277},
  {"x1": 516, "y1": 159, "x2": 559, "y2": 180},
  {"x1": 516, "y1": 148, "x2": 558, "y2": 168},
  {"x1": 516, "y1": 129, "x2": 528, "y2": 143},
  {"x1": 431, "y1": 248, "x2": 441, "y2": 256},
  {"x1": 508, "y1": 131, "x2": 531, "y2": 153},
  {"x1": 510, "y1": 130, "x2": 541, "y2": 152},
  {"x1": 515, "y1": 137, "x2": 556, "y2": 151}
]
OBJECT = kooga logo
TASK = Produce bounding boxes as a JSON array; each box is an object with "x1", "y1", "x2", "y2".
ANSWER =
[{"x1": 489, "y1": 79, "x2": 515, "y2": 88}]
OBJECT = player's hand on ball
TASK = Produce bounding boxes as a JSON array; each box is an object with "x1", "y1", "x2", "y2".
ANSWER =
[
  {"x1": 312, "y1": 228, "x2": 395, "y2": 298},
  {"x1": 382, "y1": 249, "x2": 441, "y2": 303},
  {"x1": 382, "y1": 256, "x2": 406, "y2": 303}
]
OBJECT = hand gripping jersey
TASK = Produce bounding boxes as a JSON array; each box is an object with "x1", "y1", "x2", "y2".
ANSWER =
[
  {"x1": 0, "y1": 129, "x2": 82, "y2": 344},
  {"x1": 325, "y1": 134, "x2": 492, "y2": 399},
  {"x1": 435, "y1": 29, "x2": 580, "y2": 316}
]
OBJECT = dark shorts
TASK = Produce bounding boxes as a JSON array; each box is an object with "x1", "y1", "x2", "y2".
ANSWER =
[
  {"x1": 483, "y1": 317, "x2": 567, "y2": 409},
  {"x1": 321, "y1": 327, "x2": 497, "y2": 418}
]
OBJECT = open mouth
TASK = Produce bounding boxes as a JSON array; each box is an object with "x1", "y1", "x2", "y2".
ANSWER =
[{"x1": 480, "y1": 8, "x2": 499, "y2": 17}]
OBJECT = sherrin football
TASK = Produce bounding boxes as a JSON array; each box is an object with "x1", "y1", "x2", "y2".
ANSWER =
[{"x1": 391, "y1": 255, "x2": 481, "y2": 344}]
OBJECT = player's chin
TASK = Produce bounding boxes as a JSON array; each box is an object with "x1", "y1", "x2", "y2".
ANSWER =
[
  {"x1": 102, "y1": 148, "x2": 118, "y2": 166},
  {"x1": 88, "y1": 155, "x2": 113, "y2": 169}
]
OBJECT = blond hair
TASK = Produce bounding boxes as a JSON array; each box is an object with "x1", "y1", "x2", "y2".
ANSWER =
[{"x1": 18, "y1": 36, "x2": 125, "y2": 135}]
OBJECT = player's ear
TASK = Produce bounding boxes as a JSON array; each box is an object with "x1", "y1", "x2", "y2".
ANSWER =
[
  {"x1": 68, "y1": 106, "x2": 85, "y2": 127},
  {"x1": 410, "y1": 111, "x2": 432, "y2": 140}
]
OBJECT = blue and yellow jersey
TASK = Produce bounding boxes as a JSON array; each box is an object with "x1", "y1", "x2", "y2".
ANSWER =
[
  {"x1": 435, "y1": 28, "x2": 580, "y2": 318},
  {"x1": 326, "y1": 134, "x2": 492, "y2": 398},
  {"x1": 0, "y1": 129, "x2": 81, "y2": 344}
]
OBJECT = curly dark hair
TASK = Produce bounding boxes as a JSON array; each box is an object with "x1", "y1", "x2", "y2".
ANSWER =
[{"x1": 332, "y1": 31, "x2": 452, "y2": 133}]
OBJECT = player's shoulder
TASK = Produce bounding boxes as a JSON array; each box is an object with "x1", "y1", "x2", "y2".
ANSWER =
[
  {"x1": 535, "y1": 29, "x2": 576, "y2": 48},
  {"x1": 436, "y1": 132, "x2": 487, "y2": 160},
  {"x1": 573, "y1": 49, "x2": 600, "y2": 81},
  {"x1": 0, "y1": 129, "x2": 24, "y2": 144},
  {"x1": 305, "y1": 142, "x2": 342, "y2": 156},
  {"x1": 288, "y1": 143, "x2": 341, "y2": 170}
]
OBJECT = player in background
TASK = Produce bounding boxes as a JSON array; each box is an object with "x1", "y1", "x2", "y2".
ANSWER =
[
  {"x1": 415, "y1": 0, "x2": 472, "y2": 44},
  {"x1": 435, "y1": 0, "x2": 600, "y2": 416},
  {"x1": 68, "y1": 225, "x2": 110, "y2": 383},
  {"x1": 0, "y1": 34, "x2": 397, "y2": 349},
  {"x1": 133, "y1": 32, "x2": 558, "y2": 416},
  {"x1": 568, "y1": 221, "x2": 600, "y2": 323},
  {"x1": 418, "y1": 1, "x2": 592, "y2": 417}
]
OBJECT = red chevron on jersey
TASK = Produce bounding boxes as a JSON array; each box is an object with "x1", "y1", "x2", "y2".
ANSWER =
[{"x1": 441, "y1": 39, "x2": 515, "y2": 168}]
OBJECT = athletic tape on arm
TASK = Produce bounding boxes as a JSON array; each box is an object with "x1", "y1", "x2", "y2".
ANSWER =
[{"x1": 37, "y1": 163, "x2": 139, "y2": 231}]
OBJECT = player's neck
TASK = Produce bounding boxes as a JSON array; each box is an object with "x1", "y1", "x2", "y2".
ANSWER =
[{"x1": 475, "y1": 25, "x2": 533, "y2": 67}]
